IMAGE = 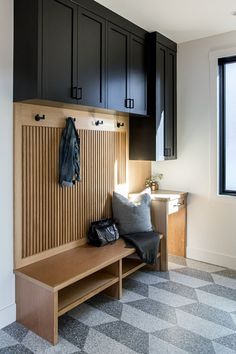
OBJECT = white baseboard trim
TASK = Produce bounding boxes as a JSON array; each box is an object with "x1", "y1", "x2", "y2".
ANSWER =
[
  {"x1": 0, "y1": 303, "x2": 16, "y2": 329},
  {"x1": 187, "y1": 247, "x2": 236, "y2": 270}
]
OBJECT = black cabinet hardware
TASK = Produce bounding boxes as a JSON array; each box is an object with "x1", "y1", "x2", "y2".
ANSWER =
[
  {"x1": 77, "y1": 88, "x2": 82, "y2": 100},
  {"x1": 164, "y1": 148, "x2": 171, "y2": 157},
  {"x1": 117, "y1": 122, "x2": 125, "y2": 128},
  {"x1": 35, "y1": 114, "x2": 46, "y2": 122},
  {"x1": 72, "y1": 87, "x2": 78, "y2": 100},
  {"x1": 95, "y1": 120, "x2": 104, "y2": 126}
]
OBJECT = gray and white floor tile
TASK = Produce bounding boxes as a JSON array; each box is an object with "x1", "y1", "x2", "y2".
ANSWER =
[{"x1": 2, "y1": 256, "x2": 236, "y2": 353}]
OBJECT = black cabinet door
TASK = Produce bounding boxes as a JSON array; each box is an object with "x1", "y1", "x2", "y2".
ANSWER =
[
  {"x1": 77, "y1": 7, "x2": 106, "y2": 108},
  {"x1": 107, "y1": 23, "x2": 129, "y2": 112},
  {"x1": 164, "y1": 48, "x2": 177, "y2": 159},
  {"x1": 156, "y1": 44, "x2": 166, "y2": 161},
  {"x1": 129, "y1": 35, "x2": 147, "y2": 116},
  {"x1": 42, "y1": 0, "x2": 78, "y2": 103},
  {"x1": 156, "y1": 43, "x2": 177, "y2": 160}
]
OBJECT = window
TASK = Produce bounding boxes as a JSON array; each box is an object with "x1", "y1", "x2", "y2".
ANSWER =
[{"x1": 219, "y1": 56, "x2": 236, "y2": 196}]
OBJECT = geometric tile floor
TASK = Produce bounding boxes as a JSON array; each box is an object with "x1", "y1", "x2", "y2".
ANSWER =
[{"x1": 1, "y1": 255, "x2": 236, "y2": 353}]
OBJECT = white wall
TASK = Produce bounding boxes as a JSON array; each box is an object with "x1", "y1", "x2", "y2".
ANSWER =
[
  {"x1": 153, "y1": 30, "x2": 236, "y2": 269},
  {"x1": 0, "y1": 0, "x2": 15, "y2": 328}
]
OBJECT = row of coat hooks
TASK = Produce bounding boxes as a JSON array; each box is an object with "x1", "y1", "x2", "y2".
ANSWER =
[{"x1": 34, "y1": 114, "x2": 125, "y2": 128}]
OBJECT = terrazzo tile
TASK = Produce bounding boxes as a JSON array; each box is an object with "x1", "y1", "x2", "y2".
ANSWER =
[
  {"x1": 69, "y1": 303, "x2": 118, "y2": 327},
  {"x1": 179, "y1": 302, "x2": 236, "y2": 330},
  {"x1": 84, "y1": 328, "x2": 136, "y2": 354},
  {"x1": 175, "y1": 309, "x2": 235, "y2": 340},
  {"x1": 22, "y1": 331, "x2": 50, "y2": 353},
  {"x1": 199, "y1": 283, "x2": 236, "y2": 301},
  {"x1": 153, "y1": 280, "x2": 198, "y2": 300},
  {"x1": 212, "y1": 273, "x2": 236, "y2": 290},
  {"x1": 121, "y1": 304, "x2": 174, "y2": 333},
  {"x1": 196, "y1": 289, "x2": 236, "y2": 312},
  {"x1": 153, "y1": 326, "x2": 215, "y2": 354},
  {"x1": 231, "y1": 313, "x2": 236, "y2": 325},
  {"x1": 86, "y1": 294, "x2": 123, "y2": 319},
  {"x1": 213, "y1": 342, "x2": 236, "y2": 354},
  {"x1": 149, "y1": 286, "x2": 197, "y2": 307},
  {"x1": 58, "y1": 315, "x2": 89, "y2": 349},
  {"x1": 3, "y1": 322, "x2": 28, "y2": 343},
  {"x1": 215, "y1": 269, "x2": 236, "y2": 280},
  {"x1": 141, "y1": 269, "x2": 170, "y2": 280},
  {"x1": 169, "y1": 271, "x2": 212, "y2": 288},
  {"x1": 122, "y1": 278, "x2": 149, "y2": 297},
  {"x1": 94, "y1": 320, "x2": 149, "y2": 353},
  {"x1": 129, "y1": 270, "x2": 168, "y2": 285},
  {"x1": 168, "y1": 255, "x2": 187, "y2": 266},
  {"x1": 149, "y1": 335, "x2": 189, "y2": 354},
  {"x1": 0, "y1": 344, "x2": 34, "y2": 354},
  {"x1": 119, "y1": 289, "x2": 146, "y2": 303},
  {"x1": 0, "y1": 330, "x2": 18, "y2": 349},
  {"x1": 215, "y1": 333, "x2": 236, "y2": 351},
  {"x1": 127, "y1": 298, "x2": 177, "y2": 324},
  {"x1": 173, "y1": 267, "x2": 214, "y2": 282},
  {"x1": 45, "y1": 337, "x2": 81, "y2": 354},
  {"x1": 186, "y1": 259, "x2": 225, "y2": 273},
  {"x1": 168, "y1": 262, "x2": 186, "y2": 270}
]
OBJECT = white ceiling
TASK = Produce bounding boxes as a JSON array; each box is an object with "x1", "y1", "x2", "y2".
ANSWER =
[{"x1": 95, "y1": 0, "x2": 236, "y2": 43}]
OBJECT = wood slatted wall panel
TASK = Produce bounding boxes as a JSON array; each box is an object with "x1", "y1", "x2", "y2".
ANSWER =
[{"x1": 21, "y1": 127, "x2": 126, "y2": 259}]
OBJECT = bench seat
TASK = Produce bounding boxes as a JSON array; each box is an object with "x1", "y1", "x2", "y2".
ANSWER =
[{"x1": 15, "y1": 236, "x2": 165, "y2": 345}]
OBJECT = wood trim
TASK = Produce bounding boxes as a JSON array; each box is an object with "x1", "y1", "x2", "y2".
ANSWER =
[{"x1": 128, "y1": 160, "x2": 151, "y2": 193}]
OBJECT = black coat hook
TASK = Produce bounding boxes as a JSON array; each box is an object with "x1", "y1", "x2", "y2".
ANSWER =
[
  {"x1": 35, "y1": 114, "x2": 45, "y2": 122},
  {"x1": 95, "y1": 120, "x2": 104, "y2": 126},
  {"x1": 117, "y1": 122, "x2": 125, "y2": 128}
]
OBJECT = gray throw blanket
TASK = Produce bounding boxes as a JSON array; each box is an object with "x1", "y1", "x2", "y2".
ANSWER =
[{"x1": 122, "y1": 231, "x2": 160, "y2": 265}]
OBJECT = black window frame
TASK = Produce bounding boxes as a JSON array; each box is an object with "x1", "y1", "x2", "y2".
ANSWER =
[{"x1": 219, "y1": 55, "x2": 236, "y2": 196}]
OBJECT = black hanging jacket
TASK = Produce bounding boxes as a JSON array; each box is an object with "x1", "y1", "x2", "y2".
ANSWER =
[{"x1": 59, "y1": 117, "x2": 80, "y2": 187}]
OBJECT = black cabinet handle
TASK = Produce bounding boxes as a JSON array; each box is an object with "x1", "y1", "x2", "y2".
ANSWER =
[
  {"x1": 72, "y1": 87, "x2": 78, "y2": 100},
  {"x1": 71, "y1": 87, "x2": 82, "y2": 100},
  {"x1": 77, "y1": 87, "x2": 82, "y2": 100},
  {"x1": 164, "y1": 148, "x2": 171, "y2": 157},
  {"x1": 125, "y1": 98, "x2": 130, "y2": 108},
  {"x1": 125, "y1": 98, "x2": 134, "y2": 109}
]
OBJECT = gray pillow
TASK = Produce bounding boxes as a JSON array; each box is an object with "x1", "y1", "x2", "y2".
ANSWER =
[{"x1": 112, "y1": 192, "x2": 153, "y2": 235}]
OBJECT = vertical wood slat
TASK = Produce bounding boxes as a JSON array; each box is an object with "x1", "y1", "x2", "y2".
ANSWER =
[{"x1": 21, "y1": 127, "x2": 127, "y2": 258}]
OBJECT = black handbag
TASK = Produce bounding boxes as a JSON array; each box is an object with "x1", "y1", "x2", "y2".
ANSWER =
[{"x1": 88, "y1": 218, "x2": 119, "y2": 247}]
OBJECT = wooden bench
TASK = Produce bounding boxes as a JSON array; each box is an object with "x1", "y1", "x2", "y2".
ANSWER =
[{"x1": 15, "y1": 237, "x2": 165, "y2": 345}]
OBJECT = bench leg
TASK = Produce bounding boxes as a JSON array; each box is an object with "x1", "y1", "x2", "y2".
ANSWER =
[
  {"x1": 16, "y1": 275, "x2": 58, "y2": 345},
  {"x1": 103, "y1": 260, "x2": 122, "y2": 300},
  {"x1": 160, "y1": 235, "x2": 168, "y2": 271}
]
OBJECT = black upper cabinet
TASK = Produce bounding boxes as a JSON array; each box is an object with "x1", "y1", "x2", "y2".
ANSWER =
[
  {"x1": 129, "y1": 35, "x2": 147, "y2": 116},
  {"x1": 107, "y1": 23, "x2": 130, "y2": 113},
  {"x1": 77, "y1": 8, "x2": 106, "y2": 107},
  {"x1": 129, "y1": 32, "x2": 177, "y2": 161},
  {"x1": 42, "y1": 0, "x2": 78, "y2": 103},
  {"x1": 14, "y1": 0, "x2": 147, "y2": 114},
  {"x1": 107, "y1": 24, "x2": 147, "y2": 115}
]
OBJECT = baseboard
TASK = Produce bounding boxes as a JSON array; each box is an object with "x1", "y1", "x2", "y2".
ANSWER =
[
  {"x1": 186, "y1": 247, "x2": 236, "y2": 270},
  {"x1": 0, "y1": 303, "x2": 16, "y2": 329}
]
